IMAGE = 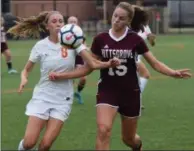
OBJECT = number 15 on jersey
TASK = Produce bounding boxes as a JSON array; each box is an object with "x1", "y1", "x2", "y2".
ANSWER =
[{"x1": 108, "y1": 59, "x2": 128, "y2": 76}]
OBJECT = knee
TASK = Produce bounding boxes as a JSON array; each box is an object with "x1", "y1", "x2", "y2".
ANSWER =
[
  {"x1": 23, "y1": 138, "x2": 37, "y2": 150},
  {"x1": 4, "y1": 50, "x2": 12, "y2": 60},
  {"x1": 39, "y1": 139, "x2": 52, "y2": 151},
  {"x1": 97, "y1": 124, "x2": 112, "y2": 140},
  {"x1": 5, "y1": 49, "x2": 11, "y2": 56}
]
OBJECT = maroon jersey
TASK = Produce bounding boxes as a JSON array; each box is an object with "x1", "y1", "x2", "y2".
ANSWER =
[{"x1": 91, "y1": 28, "x2": 149, "y2": 90}]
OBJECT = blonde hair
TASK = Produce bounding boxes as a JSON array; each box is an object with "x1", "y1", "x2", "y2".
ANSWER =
[
  {"x1": 117, "y1": 2, "x2": 134, "y2": 24},
  {"x1": 8, "y1": 11, "x2": 61, "y2": 38}
]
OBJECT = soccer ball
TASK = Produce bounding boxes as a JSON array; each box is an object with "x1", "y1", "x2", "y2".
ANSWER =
[{"x1": 59, "y1": 24, "x2": 84, "y2": 48}]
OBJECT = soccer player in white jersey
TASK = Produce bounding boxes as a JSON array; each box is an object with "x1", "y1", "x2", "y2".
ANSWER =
[
  {"x1": 137, "y1": 25, "x2": 155, "y2": 109},
  {"x1": 131, "y1": 5, "x2": 156, "y2": 109},
  {"x1": 8, "y1": 11, "x2": 120, "y2": 151}
]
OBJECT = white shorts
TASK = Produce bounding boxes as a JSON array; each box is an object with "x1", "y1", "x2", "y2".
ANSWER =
[{"x1": 25, "y1": 99, "x2": 72, "y2": 122}]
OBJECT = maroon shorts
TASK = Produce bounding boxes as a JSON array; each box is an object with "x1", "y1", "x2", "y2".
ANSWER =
[
  {"x1": 96, "y1": 84, "x2": 141, "y2": 117},
  {"x1": 75, "y1": 55, "x2": 84, "y2": 66},
  {"x1": 1, "y1": 42, "x2": 8, "y2": 53}
]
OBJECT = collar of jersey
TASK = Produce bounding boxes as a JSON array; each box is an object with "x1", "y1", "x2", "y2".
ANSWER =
[
  {"x1": 46, "y1": 37, "x2": 61, "y2": 49},
  {"x1": 109, "y1": 27, "x2": 129, "y2": 42}
]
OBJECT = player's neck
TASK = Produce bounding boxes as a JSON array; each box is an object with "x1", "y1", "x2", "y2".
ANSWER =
[
  {"x1": 48, "y1": 36, "x2": 59, "y2": 44},
  {"x1": 111, "y1": 27, "x2": 127, "y2": 38}
]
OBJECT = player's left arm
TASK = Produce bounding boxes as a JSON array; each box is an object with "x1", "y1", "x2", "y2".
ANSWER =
[
  {"x1": 49, "y1": 55, "x2": 120, "y2": 81},
  {"x1": 137, "y1": 39, "x2": 191, "y2": 79},
  {"x1": 49, "y1": 46, "x2": 120, "y2": 81},
  {"x1": 143, "y1": 51, "x2": 191, "y2": 78}
]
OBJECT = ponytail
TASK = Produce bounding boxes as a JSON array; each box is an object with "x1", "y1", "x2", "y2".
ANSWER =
[
  {"x1": 131, "y1": 6, "x2": 149, "y2": 32},
  {"x1": 8, "y1": 11, "x2": 60, "y2": 38}
]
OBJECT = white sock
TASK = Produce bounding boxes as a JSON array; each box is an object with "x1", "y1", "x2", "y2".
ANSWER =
[
  {"x1": 18, "y1": 139, "x2": 25, "y2": 151},
  {"x1": 139, "y1": 77, "x2": 148, "y2": 93}
]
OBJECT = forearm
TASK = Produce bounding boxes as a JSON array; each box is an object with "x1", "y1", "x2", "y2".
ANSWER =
[
  {"x1": 58, "y1": 65, "x2": 93, "y2": 80},
  {"x1": 152, "y1": 61, "x2": 175, "y2": 76},
  {"x1": 20, "y1": 61, "x2": 35, "y2": 79},
  {"x1": 92, "y1": 59, "x2": 110, "y2": 69},
  {"x1": 21, "y1": 69, "x2": 29, "y2": 79},
  {"x1": 79, "y1": 50, "x2": 110, "y2": 70}
]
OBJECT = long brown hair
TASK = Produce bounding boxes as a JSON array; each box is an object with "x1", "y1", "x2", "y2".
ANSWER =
[
  {"x1": 131, "y1": 6, "x2": 149, "y2": 32},
  {"x1": 8, "y1": 11, "x2": 61, "y2": 38}
]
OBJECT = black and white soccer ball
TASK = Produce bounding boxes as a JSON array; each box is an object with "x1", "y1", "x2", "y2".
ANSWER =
[{"x1": 59, "y1": 24, "x2": 84, "y2": 48}]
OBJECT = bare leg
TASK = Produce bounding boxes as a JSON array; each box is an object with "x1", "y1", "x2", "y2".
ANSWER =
[
  {"x1": 18, "y1": 116, "x2": 46, "y2": 150},
  {"x1": 38, "y1": 118, "x2": 64, "y2": 151},
  {"x1": 121, "y1": 116, "x2": 142, "y2": 151},
  {"x1": 96, "y1": 105, "x2": 117, "y2": 150}
]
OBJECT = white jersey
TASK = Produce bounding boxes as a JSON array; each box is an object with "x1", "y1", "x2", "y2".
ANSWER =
[
  {"x1": 29, "y1": 37, "x2": 86, "y2": 104},
  {"x1": 138, "y1": 25, "x2": 152, "y2": 40},
  {"x1": 137, "y1": 25, "x2": 152, "y2": 62}
]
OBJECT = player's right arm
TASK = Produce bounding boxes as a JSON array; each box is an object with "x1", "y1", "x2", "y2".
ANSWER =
[
  {"x1": 147, "y1": 33, "x2": 156, "y2": 46},
  {"x1": 18, "y1": 61, "x2": 35, "y2": 93},
  {"x1": 145, "y1": 25, "x2": 156, "y2": 46},
  {"x1": 18, "y1": 44, "x2": 40, "y2": 93}
]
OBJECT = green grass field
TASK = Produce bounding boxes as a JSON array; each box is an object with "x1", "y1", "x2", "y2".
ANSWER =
[{"x1": 1, "y1": 34, "x2": 194, "y2": 150}]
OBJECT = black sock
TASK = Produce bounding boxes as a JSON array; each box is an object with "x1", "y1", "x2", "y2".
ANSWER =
[
  {"x1": 132, "y1": 141, "x2": 142, "y2": 151},
  {"x1": 7, "y1": 62, "x2": 12, "y2": 70},
  {"x1": 77, "y1": 84, "x2": 85, "y2": 92}
]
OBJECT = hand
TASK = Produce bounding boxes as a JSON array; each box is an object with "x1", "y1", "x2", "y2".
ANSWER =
[
  {"x1": 172, "y1": 69, "x2": 192, "y2": 79},
  {"x1": 18, "y1": 77, "x2": 28, "y2": 94},
  {"x1": 148, "y1": 34, "x2": 156, "y2": 46},
  {"x1": 109, "y1": 57, "x2": 121, "y2": 68},
  {"x1": 49, "y1": 72, "x2": 60, "y2": 81}
]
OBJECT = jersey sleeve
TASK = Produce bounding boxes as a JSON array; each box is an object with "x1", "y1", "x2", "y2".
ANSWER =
[
  {"x1": 75, "y1": 44, "x2": 87, "y2": 54},
  {"x1": 29, "y1": 45, "x2": 41, "y2": 63},
  {"x1": 91, "y1": 36, "x2": 101, "y2": 57},
  {"x1": 135, "y1": 39, "x2": 149, "y2": 55}
]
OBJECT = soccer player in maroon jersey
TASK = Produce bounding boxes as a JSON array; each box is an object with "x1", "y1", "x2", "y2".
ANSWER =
[
  {"x1": 49, "y1": 2, "x2": 191, "y2": 150},
  {"x1": 67, "y1": 16, "x2": 87, "y2": 104}
]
